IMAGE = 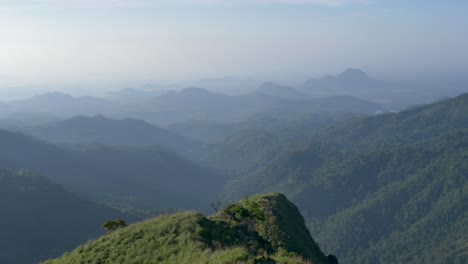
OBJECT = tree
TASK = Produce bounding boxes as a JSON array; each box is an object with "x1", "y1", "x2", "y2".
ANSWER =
[
  {"x1": 102, "y1": 219, "x2": 127, "y2": 232},
  {"x1": 209, "y1": 200, "x2": 223, "y2": 213}
]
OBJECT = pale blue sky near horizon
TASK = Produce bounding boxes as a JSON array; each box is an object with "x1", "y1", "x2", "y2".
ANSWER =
[{"x1": 0, "y1": 0, "x2": 467, "y2": 98}]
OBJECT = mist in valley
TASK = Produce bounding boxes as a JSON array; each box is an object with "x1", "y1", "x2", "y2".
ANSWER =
[{"x1": 1, "y1": 1, "x2": 467, "y2": 264}]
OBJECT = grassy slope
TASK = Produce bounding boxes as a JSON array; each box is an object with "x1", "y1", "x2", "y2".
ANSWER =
[{"x1": 45, "y1": 193, "x2": 331, "y2": 264}]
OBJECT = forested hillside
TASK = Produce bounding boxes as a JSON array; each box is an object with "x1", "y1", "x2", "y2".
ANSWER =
[
  {"x1": 316, "y1": 93, "x2": 468, "y2": 148},
  {"x1": 0, "y1": 169, "x2": 128, "y2": 264},
  {"x1": 217, "y1": 93, "x2": 468, "y2": 263}
]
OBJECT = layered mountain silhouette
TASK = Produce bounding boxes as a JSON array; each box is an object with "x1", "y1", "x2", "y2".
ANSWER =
[
  {"x1": 303, "y1": 68, "x2": 384, "y2": 97},
  {"x1": 126, "y1": 86, "x2": 381, "y2": 125},
  {"x1": 7, "y1": 92, "x2": 116, "y2": 117},
  {"x1": 0, "y1": 129, "x2": 225, "y2": 210},
  {"x1": 26, "y1": 115, "x2": 196, "y2": 153},
  {"x1": 254, "y1": 82, "x2": 307, "y2": 99}
]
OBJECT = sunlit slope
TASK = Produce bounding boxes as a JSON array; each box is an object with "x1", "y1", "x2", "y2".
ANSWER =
[{"x1": 46, "y1": 193, "x2": 334, "y2": 264}]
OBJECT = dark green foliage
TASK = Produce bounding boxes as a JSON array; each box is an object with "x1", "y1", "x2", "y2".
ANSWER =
[
  {"x1": 45, "y1": 193, "x2": 331, "y2": 264},
  {"x1": 0, "y1": 169, "x2": 129, "y2": 264},
  {"x1": 200, "y1": 129, "x2": 282, "y2": 174},
  {"x1": 224, "y1": 134, "x2": 468, "y2": 263},
  {"x1": 306, "y1": 131, "x2": 468, "y2": 263},
  {"x1": 209, "y1": 193, "x2": 328, "y2": 264}
]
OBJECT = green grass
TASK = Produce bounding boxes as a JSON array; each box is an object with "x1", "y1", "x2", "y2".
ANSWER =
[{"x1": 45, "y1": 193, "x2": 329, "y2": 264}]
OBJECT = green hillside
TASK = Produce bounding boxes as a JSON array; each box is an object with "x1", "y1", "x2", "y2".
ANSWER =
[
  {"x1": 200, "y1": 129, "x2": 281, "y2": 174},
  {"x1": 0, "y1": 129, "x2": 226, "y2": 211},
  {"x1": 308, "y1": 131, "x2": 468, "y2": 263},
  {"x1": 45, "y1": 193, "x2": 335, "y2": 264},
  {"x1": 81, "y1": 145, "x2": 227, "y2": 210},
  {"x1": 0, "y1": 169, "x2": 129, "y2": 264},
  {"x1": 218, "y1": 93, "x2": 468, "y2": 263},
  {"x1": 318, "y1": 93, "x2": 468, "y2": 148}
]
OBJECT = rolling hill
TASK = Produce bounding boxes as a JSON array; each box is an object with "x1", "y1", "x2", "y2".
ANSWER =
[
  {"x1": 26, "y1": 115, "x2": 197, "y2": 153},
  {"x1": 8, "y1": 92, "x2": 117, "y2": 117},
  {"x1": 0, "y1": 129, "x2": 226, "y2": 211},
  {"x1": 124, "y1": 86, "x2": 381, "y2": 125},
  {"x1": 254, "y1": 82, "x2": 307, "y2": 99},
  {"x1": 316, "y1": 92, "x2": 468, "y2": 148},
  {"x1": 125, "y1": 87, "x2": 283, "y2": 125}
]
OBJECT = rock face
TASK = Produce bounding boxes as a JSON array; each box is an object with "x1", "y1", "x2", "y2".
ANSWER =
[{"x1": 45, "y1": 193, "x2": 336, "y2": 264}]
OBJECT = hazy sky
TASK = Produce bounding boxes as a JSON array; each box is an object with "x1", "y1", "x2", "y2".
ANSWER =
[{"x1": 1, "y1": 0, "x2": 468, "y2": 97}]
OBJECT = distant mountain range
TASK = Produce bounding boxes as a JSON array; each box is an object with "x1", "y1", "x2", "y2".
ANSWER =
[
  {"x1": 124, "y1": 86, "x2": 382, "y2": 125},
  {"x1": 1, "y1": 78, "x2": 385, "y2": 126},
  {"x1": 25, "y1": 115, "x2": 196, "y2": 153},
  {"x1": 302, "y1": 68, "x2": 468, "y2": 107},
  {"x1": 303, "y1": 68, "x2": 385, "y2": 98},
  {"x1": 2, "y1": 69, "x2": 466, "y2": 125},
  {"x1": 254, "y1": 82, "x2": 308, "y2": 99},
  {"x1": 0, "y1": 129, "x2": 226, "y2": 211},
  {"x1": 8, "y1": 92, "x2": 116, "y2": 115},
  {"x1": 105, "y1": 88, "x2": 168, "y2": 103},
  {"x1": 187, "y1": 76, "x2": 262, "y2": 95}
]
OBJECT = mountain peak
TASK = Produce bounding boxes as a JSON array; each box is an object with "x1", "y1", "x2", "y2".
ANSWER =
[
  {"x1": 255, "y1": 82, "x2": 304, "y2": 99},
  {"x1": 337, "y1": 68, "x2": 370, "y2": 80},
  {"x1": 214, "y1": 192, "x2": 328, "y2": 263},
  {"x1": 45, "y1": 193, "x2": 332, "y2": 264},
  {"x1": 89, "y1": 114, "x2": 108, "y2": 120},
  {"x1": 179, "y1": 87, "x2": 213, "y2": 95}
]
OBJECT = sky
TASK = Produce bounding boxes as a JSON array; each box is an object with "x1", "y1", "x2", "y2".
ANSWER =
[{"x1": 0, "y1": 0, "x2": 468, "y2": 98}]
